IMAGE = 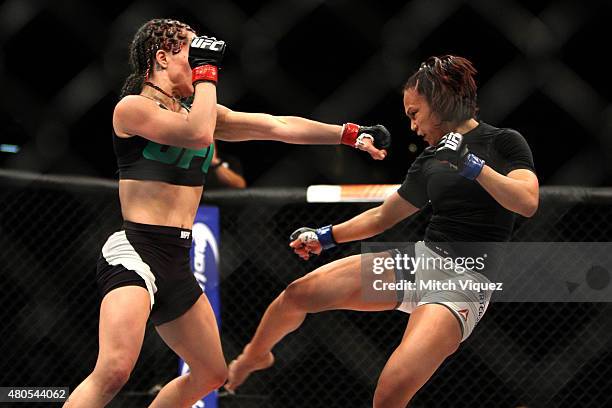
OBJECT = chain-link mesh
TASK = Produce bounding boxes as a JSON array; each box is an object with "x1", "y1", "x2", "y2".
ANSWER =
[
  {"x1": 2, "y1": 0, "x2": 612, "y2": 187},
  {"x1": 1, "y1": 174, "x2": 612, "y2": 408},
  {"x1": 1, "y1": 1, "x2": 612, "y2": 407}
]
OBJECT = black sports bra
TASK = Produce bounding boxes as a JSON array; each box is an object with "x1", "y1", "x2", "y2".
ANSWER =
[{"x1": 113, "y1": 99, "x2": 214, "y2": 186}]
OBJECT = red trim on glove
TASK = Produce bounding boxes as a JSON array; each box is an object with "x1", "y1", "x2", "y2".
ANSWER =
[
  {"x1": 192, "y1": 65, "x2": 218, "y2": 85},
  {"x1": 341, "y1": 123, "x2": 360, "y2": 147}
]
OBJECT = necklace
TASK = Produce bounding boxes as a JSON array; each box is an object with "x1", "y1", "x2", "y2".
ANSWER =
[{"x1": 143, "y1": 81, "x2": 180, "y2": 110}]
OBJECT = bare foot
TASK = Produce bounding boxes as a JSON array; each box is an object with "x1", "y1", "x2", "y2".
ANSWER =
[{"x1": 225, "y1": 348, "x2": 275, "y2": 393}]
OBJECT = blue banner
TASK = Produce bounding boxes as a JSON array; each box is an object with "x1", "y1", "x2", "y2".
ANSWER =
[{"x1": 180, "y1": 205, "x2": 221, "y2": 408}]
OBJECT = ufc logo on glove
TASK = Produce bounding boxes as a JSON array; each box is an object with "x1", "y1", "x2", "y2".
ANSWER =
[
  {"x1": 191, "y1": 36, "x2": 225, "y2": 51},
  {"x1": 441, "y1": 132, "x2": 463, "y2": 151}
]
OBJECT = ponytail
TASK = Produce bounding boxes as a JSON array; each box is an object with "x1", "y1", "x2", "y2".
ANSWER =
[{"x1": 119, "y1": 72, "x2": 145, "y2": 99}]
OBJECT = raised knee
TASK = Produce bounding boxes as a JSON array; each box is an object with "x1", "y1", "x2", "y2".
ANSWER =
[{"x1": 282, "y1": 278, "x2": 314, "y2": 310}]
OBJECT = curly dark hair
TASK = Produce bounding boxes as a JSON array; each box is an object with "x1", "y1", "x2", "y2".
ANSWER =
[
  {"x1": 119, "y1": 18, "x2": 195, "y2": 98},
  {"x1": 404, "y1": 55, "x2": 478, "y2": 124}
]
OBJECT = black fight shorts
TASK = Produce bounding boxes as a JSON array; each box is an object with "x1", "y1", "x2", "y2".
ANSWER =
[{"x1": 96, "y1": 221, "x2": 203, "y2": 326}]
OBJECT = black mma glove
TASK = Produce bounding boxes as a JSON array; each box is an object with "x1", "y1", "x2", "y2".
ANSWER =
[
  {"x1": 189, "y1": 35, "x2": 227, "y2": 85},
  {"x1": 341, "y1": 123, "x2": 391, "y2": 150},
  {"x1": 434, "y1": 132, "x2": 485, "y2": 180}
]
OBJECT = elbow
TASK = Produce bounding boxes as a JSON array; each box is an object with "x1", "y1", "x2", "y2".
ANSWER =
[
  {"x1": 372, "y1": 213, "x2": 392, "y2": 235},
  {"x1": 186, "y1": 116, "x2": 216, "y2": 149},
  {"x1": 191, "y1": 130, "x2": 214, "y2": 150},
  {"x1": 518, "y1": 197, "x2": 539, "y2": 218}
]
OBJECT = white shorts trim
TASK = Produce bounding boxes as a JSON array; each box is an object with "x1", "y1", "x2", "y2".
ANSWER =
[{"x1": 101, "y1": 231, "x2": 157, "y2": 309}]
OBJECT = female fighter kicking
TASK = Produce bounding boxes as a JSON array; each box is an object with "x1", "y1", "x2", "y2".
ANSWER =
[{"x1": 225, "y1": 55, "x2": 539, "y2": 407}]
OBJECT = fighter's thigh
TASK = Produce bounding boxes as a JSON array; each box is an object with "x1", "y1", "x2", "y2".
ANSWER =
[
  {"x1": 286, "y1": 252, "x2": 397, "y2": 312},
  {"x1": 155, "y1": 294, "x2": 226, "y2": 376},
  {"x1": 375, "y1": 304, "x2": 461, "y2": 404},
  {"x1": 96, "y1": 286, "x2": 151, "y2": 371}
]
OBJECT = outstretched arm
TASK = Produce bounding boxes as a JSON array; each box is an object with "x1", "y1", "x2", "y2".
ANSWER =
[
  {"x1": 213, "y1": 104, "x2": 389, "y2": 160},
  {"x1": 290, "y1": 193, "x2": 419, "y2": 260}
]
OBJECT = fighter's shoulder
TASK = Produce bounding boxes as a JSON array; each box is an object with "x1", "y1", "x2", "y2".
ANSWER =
[
  {"x1": 491, "y1": 126, "x2": 529, "y2": 150},
  {"x1": 114, "y1": 95, "x2": 161, "y2": 119},
  {"x1": 478, "y1": 122, "x2": 524, "y2": 141}
]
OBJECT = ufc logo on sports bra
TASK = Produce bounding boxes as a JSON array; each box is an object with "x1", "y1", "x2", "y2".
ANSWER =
[
  {"x1": 143, "y1": 142, "x2": 213, "y2": 173},
  {"x1": 191, "y1": 37, "x2": 225, "y2": 52},
  {"x1": 442, "y1": 132, "x2": 462, "y2": 151}
]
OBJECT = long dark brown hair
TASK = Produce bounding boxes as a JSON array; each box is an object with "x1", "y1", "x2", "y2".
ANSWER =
[
  {"x1": 119, "y1": 19, "x2": 195, "y2": 98},
  {"x1": 404, "y1": 55, "x2": 478, "y2": 123}
]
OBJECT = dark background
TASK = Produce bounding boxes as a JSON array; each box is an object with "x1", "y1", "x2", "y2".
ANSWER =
[
  {"x1": 2, "y1": 0, "x2": 612, "y2": 186},
  {"x1": 2, "y1": 180, "x2": 612, "y2": 407},
  {"x1": 3, "y1": 1, "x2": 612, "y2": 407}
]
